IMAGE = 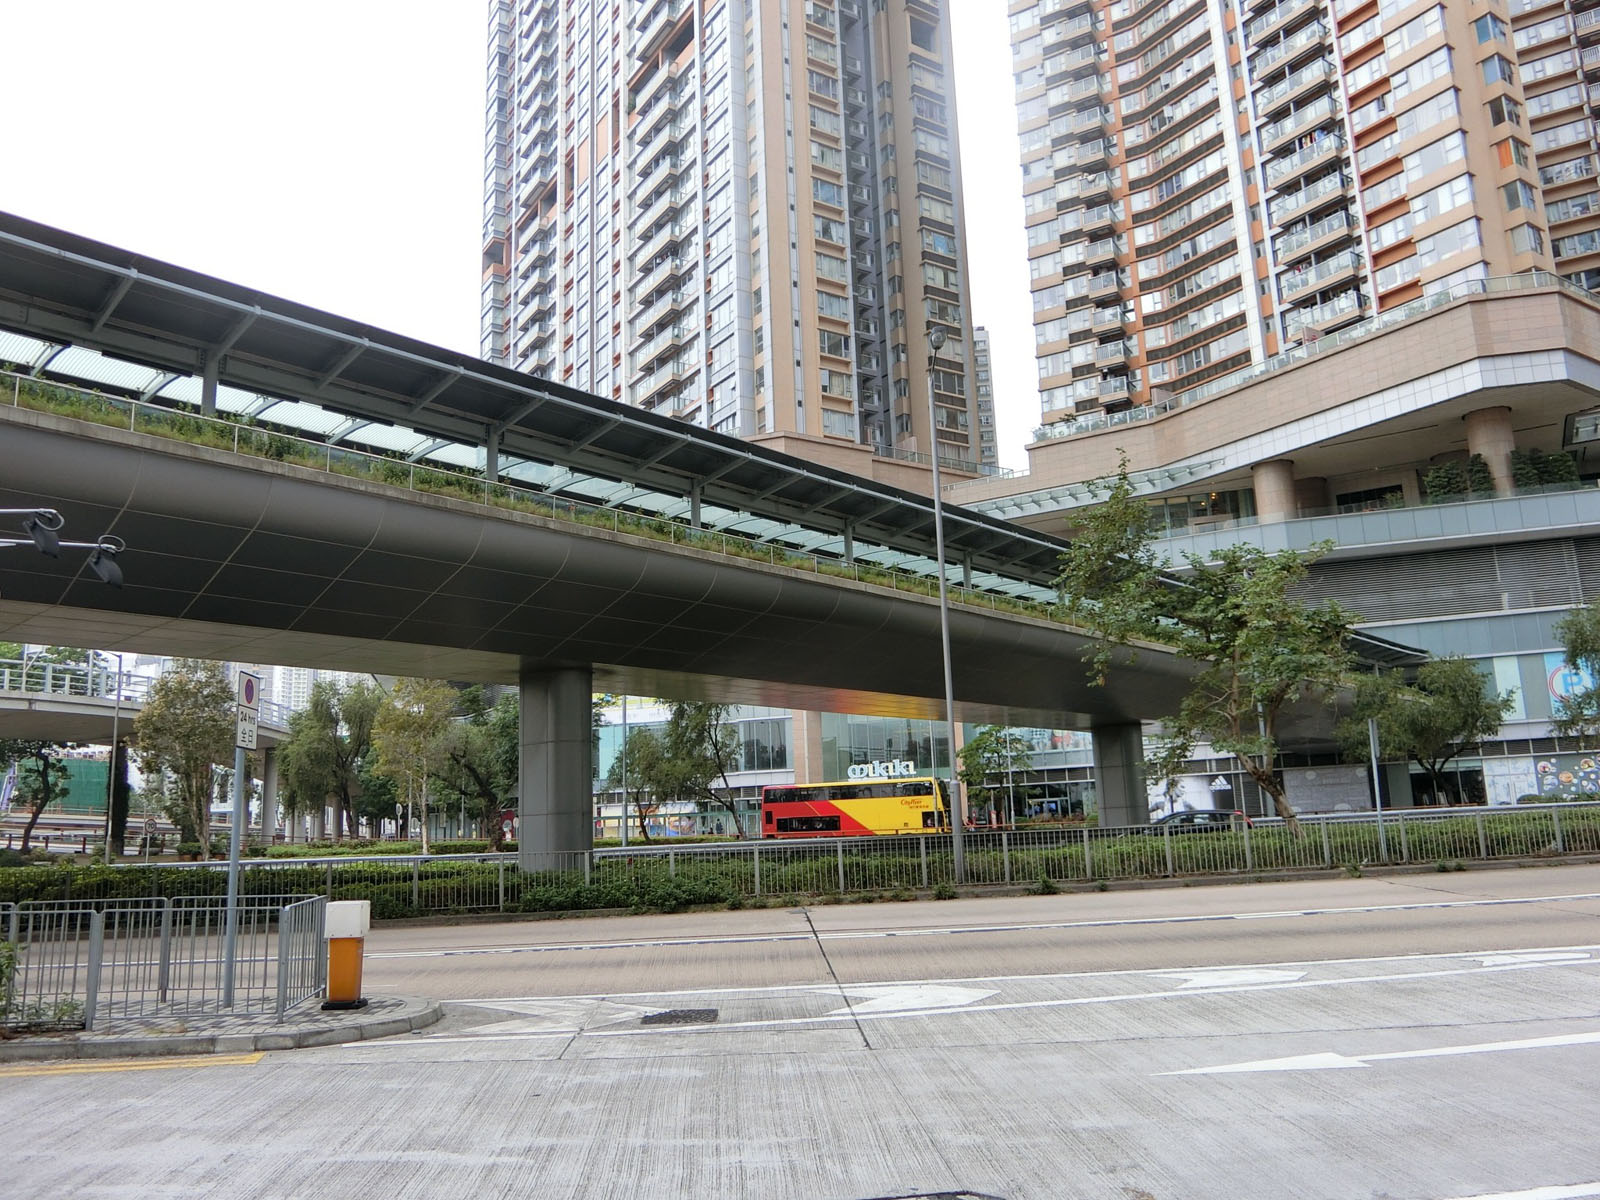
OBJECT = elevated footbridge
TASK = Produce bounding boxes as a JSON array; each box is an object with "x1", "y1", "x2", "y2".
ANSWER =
[{"x1": 0, "y1": 213, "x2": 1417, "y2": 864}]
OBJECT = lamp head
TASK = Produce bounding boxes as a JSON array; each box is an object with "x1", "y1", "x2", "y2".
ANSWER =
[
  {"x1": 22, "y1": 510, "x2": 63, "y2": 557},
  {"x1": 928, "y1": 326, "x2": 947, "y2": 353},
  {"x1": 88, "y1": 536, "x2": 126, "y2": 588}
]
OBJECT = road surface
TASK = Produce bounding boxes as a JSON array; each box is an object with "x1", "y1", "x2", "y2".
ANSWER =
[{"x1": 9, "y1": 864, "x2": 1600, "y2": 1199}]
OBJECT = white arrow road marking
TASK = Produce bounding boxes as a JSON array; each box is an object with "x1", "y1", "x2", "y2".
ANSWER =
[
  {"x1": 1161, "y1": 1029, "x2": 1600, "y2": 1075},
  {"x1": 1437, "y1": 1182, "x2": 1600, "y2": 1200},
  {"x1": 825, "y1": 983, "x2": 998, "y2": 1015},
  {"x1": 1153, "y1": 968, "x2": 1309, "y2": 989},
  {"x1": 1475, "y1": 952, "x2": 1593, "y2": 967},
  {"x1": 434, "y1": 999, "x2": 659, "y2": 1036}
]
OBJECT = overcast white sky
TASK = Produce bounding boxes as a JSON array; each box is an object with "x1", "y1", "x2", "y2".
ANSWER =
[{"x1": 0, "y1": 1, "x2": 1034, "y2": 468}]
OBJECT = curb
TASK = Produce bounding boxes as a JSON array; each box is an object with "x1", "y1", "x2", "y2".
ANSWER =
[{"x1": 0, "y1": 996, "x2": 443, "y2": 1062}]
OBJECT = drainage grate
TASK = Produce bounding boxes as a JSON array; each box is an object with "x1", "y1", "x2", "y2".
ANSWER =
[{"x1": 639, "y1": 1008, "x2": 719, "y2": 1026}]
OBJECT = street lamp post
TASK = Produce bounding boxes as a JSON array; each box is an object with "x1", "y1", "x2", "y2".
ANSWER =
[
  {"x1": 101, "y1": 651, "x2": 124, "y2": 865},
  {"x1": 926, "y1": 327, "x2": 965, "y2": 883}
]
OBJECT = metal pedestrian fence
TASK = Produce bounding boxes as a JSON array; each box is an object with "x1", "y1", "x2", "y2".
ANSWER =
[
  {"x1": 85, "y1": 801, "x2": 1600, "y2": 917},
  {"x1": 2, "y1": 894, "x2": 326, "y2": 1033}
]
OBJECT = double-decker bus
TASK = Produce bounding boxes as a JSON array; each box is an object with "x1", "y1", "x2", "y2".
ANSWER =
[{"x1": 760, "y1": 777, "x2": 951, "y2": 838}]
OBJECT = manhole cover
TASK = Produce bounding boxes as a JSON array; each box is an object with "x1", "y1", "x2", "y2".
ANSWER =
[{"x1": 639, "y1": 1008, "x2": 719, "y2": 1026}]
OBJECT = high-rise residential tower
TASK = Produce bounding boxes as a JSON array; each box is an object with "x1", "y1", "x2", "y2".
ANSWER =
[
  {"x1": 484, "y1": 0, "x2": 984, "y2": 472},
  {"x1": 1010, "y1": 0, "x2": 1596, "y2": 431}
]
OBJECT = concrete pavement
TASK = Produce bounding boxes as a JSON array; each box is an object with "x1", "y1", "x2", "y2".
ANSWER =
[
  {"x1": 0, "y1": 994, "x2": 442, "y2": 1061},
  {"x1": 7, "y1": 864, "x2": 1600, "y2": 1199}
]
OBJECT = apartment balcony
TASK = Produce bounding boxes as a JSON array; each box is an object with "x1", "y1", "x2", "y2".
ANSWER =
[
  {"x1": 1250, "y1": 20, "x2": 1327, "y2": 76},
  {"x1": 1246, "y1": 0, "x2": 1317, "y2": 45},
  {"x1": 1275, "y1": 210, "x2": 1355, "y2": 266},
  {"x1": 637, "y1": 151, "x2": 689, "y2": 197},
  {"x1": 633, "y1": 289, "x2": 692, "y2": 336},
  {"x1": 1269, "y1": 169, "x2": 1347, "y2": 225},
  {"x1": 1095, "y1": 339, "x2": 1134, "y2": 369},
  {"x1": 1091, "y1": 304, "x2": 1128, "y2": 331},
  {"x1": 1085, "y1": 235, "x2": 1124, "y2": 266},
  {"x1": 1283, "y1": 288, "x2": 1364, "y2": 339},
  {"x1": 1042, "y1": 11, "x2": 1098, "y2": 49},
  {"x1": 1262, "y1": 95, "x2": 1339, "y2": 155},
  {"x1": 631, "y1": 323, "x2": 697, "y2": 373},
  {"x1": 634, "y1": 185, "x2": 692, "y2": 235},
  {"x1": 636, "y1": 218, "x2": 694, "y2": 264},
  {"x1": 634, "y1": 358, "x2": 696, "y2": 409},
  {"x1": 1083, "y1": 203, "x2": 1118, "y2": 237},
  {"x1": 1254, "y1": 58, "x2": 1332, "y2": 118},
  {"x1": 1280, "y1": 248, "x2": 1363, "y2": 300},
  {"x1": 1088, "y1": 270, "x2": 1121, "y2": 297},
  {"x1": 1048, "y1": 44, "x2": 1099, "y2": 80},
  {"x1": 1265, "y1": 131, "x2": 1344, "y2": 190},
  {"x1": 635, "y1": 0, "x2": 690, "y2": 64},
  {"x1": 1064, "y1": 75, "x2": 1106, "y2": 106}
]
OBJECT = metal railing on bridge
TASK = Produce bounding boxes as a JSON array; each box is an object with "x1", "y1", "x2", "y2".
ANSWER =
[
  {"x1": 0, "y1": 656, "x2": 291, "y2": 726},
  {"x1": 3, "y1": 370, "x2": 1057, "y2": 609}
]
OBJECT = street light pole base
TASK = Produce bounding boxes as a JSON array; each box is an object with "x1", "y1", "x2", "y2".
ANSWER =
[{"x1": 321, "y1": 997, "x2": 369, "y2": 1011}]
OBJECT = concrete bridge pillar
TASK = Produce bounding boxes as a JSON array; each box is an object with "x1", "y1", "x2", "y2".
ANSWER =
[
  {"x1": 518, "y1": 664, "x2": 595, "y2": 872},
  {"x1": 260, "y1": 746, "x2": 279, "y2": 843},
  {"x1": 1092, "y1": 723, "x2": 1147, "y2": 828}
]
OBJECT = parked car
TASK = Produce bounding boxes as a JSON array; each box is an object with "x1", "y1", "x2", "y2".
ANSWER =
[{"x1": 1149, "y1": 808, "x2": 1252, "y2": 832}]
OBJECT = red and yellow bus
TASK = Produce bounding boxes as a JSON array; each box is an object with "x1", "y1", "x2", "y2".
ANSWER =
[{"x1": 760, "y1": 777, "x2": 952, "y2": 838}]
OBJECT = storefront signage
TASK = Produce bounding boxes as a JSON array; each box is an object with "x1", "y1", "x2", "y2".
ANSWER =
[{"x1": 846, "y1": 759, "x2": 918, "y2": 781}]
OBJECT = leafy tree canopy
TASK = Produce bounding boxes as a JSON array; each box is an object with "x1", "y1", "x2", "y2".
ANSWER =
[
  {"x1": 1337, "y1": 656, "x2": 1514, "y2": 803},
  {"x1": 1057, "y1": 454, "x2": 1357, "y2": 828}
]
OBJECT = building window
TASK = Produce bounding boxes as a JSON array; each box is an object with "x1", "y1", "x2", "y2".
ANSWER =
[
  {"x1": 1472, "y1": 12, "x2": 1508, "y2": 44},
  {"x1": 1481, "y1": 54, "x2": 1515, "y2": 87},
  {"x1": 1502, "y1": 179, "x2": 1538, "y2": 212},
  {"x1": 1487, "y1": 95, "x2": 1522, "y2": 127}
]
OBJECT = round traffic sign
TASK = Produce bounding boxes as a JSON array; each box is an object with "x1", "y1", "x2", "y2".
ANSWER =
[{"x1": 143, "y1": 817, "x2": 158, "y2": 836}]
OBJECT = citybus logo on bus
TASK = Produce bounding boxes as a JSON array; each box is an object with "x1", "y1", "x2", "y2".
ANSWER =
[{"x1": 845, "y1": 759, "x2": 918, "y2": 781}]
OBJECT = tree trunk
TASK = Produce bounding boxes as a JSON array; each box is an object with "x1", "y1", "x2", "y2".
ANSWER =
[
  {"x1": 418, "y1": 784, "x2": 431, "y2": 855},
  {"x1": 19, "y1": 802, "x2": 45, "y2": 853}
]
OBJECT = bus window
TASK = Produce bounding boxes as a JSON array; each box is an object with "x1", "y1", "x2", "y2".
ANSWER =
[
  {"x1": 921, "y1": 811, "x2": 938, "y2": 828},
  {"x1": 776, "y1": 815, "x2": 841, "y2": 833}
]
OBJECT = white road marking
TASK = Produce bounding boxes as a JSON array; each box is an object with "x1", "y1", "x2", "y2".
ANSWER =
[
  {"x1": 454, "y1": 944, "x2": 1597, "y2": 1006},
  {"x1": 367, "y1": 892, "x2": 1600, "y2": 961},
  {"x1": 392, "y1": 953, "x2": 1599, "y2": 1047},
  {"x1": 1436, "y1": 1183, "x2": 1600, "y2": 1200},
  {"x1": 1153, "y1": 968, "x2": 1309, "y2": 988},
  {"x1": 825, "y1": 983, "x2": 998, "y2": 1015},
  {"x1": 1475, "y1": 951, "x2": 1593, "y2": 966},
  {"x1": 1161, "y1": 1030, "x2": 1600, "y2": 1076}
]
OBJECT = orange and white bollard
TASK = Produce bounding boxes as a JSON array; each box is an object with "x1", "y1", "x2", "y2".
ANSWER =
[{"x1": 321, "y1": 900, "x2": 371, "y2": 1011}]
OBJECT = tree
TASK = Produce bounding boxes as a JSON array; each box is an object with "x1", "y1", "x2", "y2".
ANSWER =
[
  {"x1": 132, "y1": 659, "x2": 234, "y2": 858},
  {"x1": 371, "y1": 677, "x2": 457, "y2": 854},
  {"x1": 0, "y1": 739, "x2": 77, "y2": 852},
  {"x1": 1058, "y1": 455, "x2": 1358, "y2": 830},
  {"x1": 606, "y1": 727, "x2": 664, "y2": 842},
  {"x1": 656, "y1": 702, "x2": 746, "y2": 837},
  {"x1": 434, "y1": 690, "x2": 518, "y2": 847},
  {"x1": 1552, "y1": 601, "x2": 1600, "y2": 743},
  {"x1": 958, "y1": 726, "x2": 1032, "y2": 825},
  {"x1": 276, "y1": 679, "x2": 384, "y2": 841},
  {"x1": 1337, "y1": 657, "x2": 1515, "y2": 805}
]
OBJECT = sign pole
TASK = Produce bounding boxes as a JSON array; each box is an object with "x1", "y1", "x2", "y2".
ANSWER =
[{"x1": 222, "y1": 671, "x2": 260, "y2": 1008}]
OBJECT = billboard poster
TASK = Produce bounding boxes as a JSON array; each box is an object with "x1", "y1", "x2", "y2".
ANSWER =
[{"x1": 1530, "y1": 752, "x2": 1600, "y2": 798}]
